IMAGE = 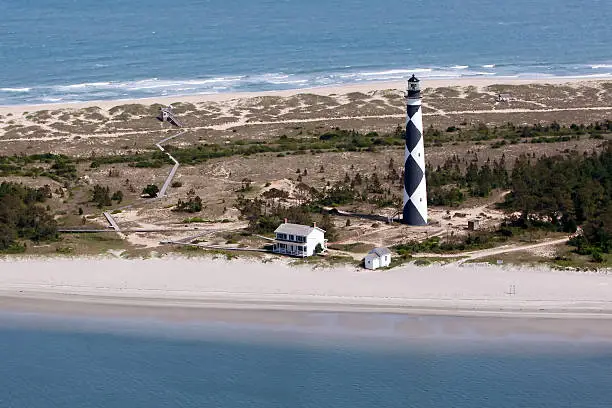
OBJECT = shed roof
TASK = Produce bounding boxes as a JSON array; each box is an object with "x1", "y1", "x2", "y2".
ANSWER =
[
  {"x1": 364, "y1": 253, "x2": 379, "y2": 261},
  {"x1": 274, "y1": 223, "x2": 325, "y2": 236},
  {"x1": 368, "y1": 247, "x2": 391, "y2": 257}
]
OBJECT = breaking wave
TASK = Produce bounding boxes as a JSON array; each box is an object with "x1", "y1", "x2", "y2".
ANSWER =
[{"x1": 0, "y1": 87, "x2": 31, "y2": 93}]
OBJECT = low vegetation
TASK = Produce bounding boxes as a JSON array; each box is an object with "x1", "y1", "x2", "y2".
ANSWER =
[
  {"x1": 4, "y1": 121, "x2": 609, "y2": 177},
  {"x1": 0, "y1": 153, "x2": 77, "y2": 182},
  {"x1": 0, "y1": 120, "x2": 610, "y2": 262},
  {"x1": 394, "y1": 232, "x2": 507, "y2": 257}
]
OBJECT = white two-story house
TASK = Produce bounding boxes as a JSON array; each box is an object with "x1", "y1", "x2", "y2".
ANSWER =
[{"x1": 273, "y1": 221, "x2": 326, "y2": 257}]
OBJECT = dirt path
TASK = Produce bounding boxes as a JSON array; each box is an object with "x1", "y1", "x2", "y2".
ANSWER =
[
  {"x1": 455, "y1": 237, "x2": 571, "y2": 265},
  {"x1": 411, "y1": 237, "x2": 571, "y2": 265}
]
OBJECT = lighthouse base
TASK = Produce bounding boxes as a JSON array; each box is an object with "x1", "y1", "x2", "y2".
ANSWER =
[{"x1": 401, "y1": 201, "x2": 427, "y2": 226}]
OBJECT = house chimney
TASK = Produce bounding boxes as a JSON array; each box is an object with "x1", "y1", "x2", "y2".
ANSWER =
[
  {"x1": 284, "y1": 218, "x2": 288, "y2": 224},
  {"x1": 313, "y1": 222, "x2": 317, "y2": 228}
]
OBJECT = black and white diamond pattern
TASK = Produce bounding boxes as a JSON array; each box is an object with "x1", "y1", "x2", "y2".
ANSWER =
[
  {"x1": 405, "y1": 121, "x2": 421, "y2": 151},
  {"x1": 402, "y1": 100, "x2": 427, "y2": 226},
  {"x1": 404, "y1": 155, "x2": 423, "y2": 196},
  {"x1": 403, "y1": 199, "x2": 426, "y2": 226}
]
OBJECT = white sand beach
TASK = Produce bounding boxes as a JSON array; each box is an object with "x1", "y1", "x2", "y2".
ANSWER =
[{"x1": 0, "y1": 257, "x2": 610, "y2": 316}]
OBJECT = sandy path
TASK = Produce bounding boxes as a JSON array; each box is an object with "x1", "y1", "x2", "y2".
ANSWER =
[
  {"x1": 456, "y1": 237, "x2": 572, "y2": 264},
  {"x1": 411, "y1": 236, "x2": 572, "y2": 265}
]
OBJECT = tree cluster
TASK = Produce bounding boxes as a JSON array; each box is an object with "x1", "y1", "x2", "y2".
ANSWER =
[
  {"x1": 503, "y1": 143, "x2": 612, "y2": 259},
  {"x1": 0, "y1": 182, "x2": 57, "y2": 251},
  {"x1": 235, "y1": 195, "x2": 339, "y2": 241},
  {"x1": 142, "y1": 184, "x2": 159, "y2": 198},
  {"x1": 427, "y1": 155, "x2": 509, "y2": 205},
  {"x1": 91, "y1": 185, "x2": 123, "y2": 208},
  {"x1": 173, "y1": 196, "x2": 203, "y2": 213}
]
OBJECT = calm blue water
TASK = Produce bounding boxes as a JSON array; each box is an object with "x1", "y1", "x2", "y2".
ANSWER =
[
  {"x1": 1, "y1": 313, "x2": 612, "y2": 407},
  {"x1": 1, "y1": 0, "x2": 611, "y2": 105}
]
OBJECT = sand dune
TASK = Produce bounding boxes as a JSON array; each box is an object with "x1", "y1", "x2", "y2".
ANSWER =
[{"x1": 1, "y1": 77, "x2": 607, "y2": 115}]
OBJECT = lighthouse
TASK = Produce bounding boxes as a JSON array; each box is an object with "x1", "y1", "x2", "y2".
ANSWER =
[{"x1": 402, "y1": 74, "x2": 428, "y2": 225}]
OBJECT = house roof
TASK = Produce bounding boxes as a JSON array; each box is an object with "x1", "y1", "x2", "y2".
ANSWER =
[
  {"x1": 368, "y1": 247, "x2": 391, "y2": 257},
  {"x1": 274, "y1": 223, "x2": 325, "y2": 236}
]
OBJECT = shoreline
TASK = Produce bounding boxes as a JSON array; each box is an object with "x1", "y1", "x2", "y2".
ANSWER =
[
  {"x1": 2, "y1": 290, "x2": 612, "y2": 319},
  {"x1": 4, "y1": 291, "x2": 612, "y2": 343},
  {"x1": 1, "y1": 76, "x2": 610, "y2": 115}
]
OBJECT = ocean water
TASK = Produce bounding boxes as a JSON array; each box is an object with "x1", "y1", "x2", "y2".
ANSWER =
[
  {"x1": 1, "y1": 313, "x2": 612, "y2": 407},
  {"x1": 1, "y1": 0, "x2": 611, "y2": 105}
]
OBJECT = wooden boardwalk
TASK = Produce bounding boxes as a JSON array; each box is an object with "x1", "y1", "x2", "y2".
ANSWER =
[
  {"x1": 60, "y1": 127, "x2": 187, "y2": 234},
  {"x1": 59, "y1": 228, "x2": 205, "y2": 233},
  {"x1": 156, "y1": 130, "x2": 185, "y2": 197},
  {"x1": 102, "y1": 212, "x2": 120, "y2": 231}
]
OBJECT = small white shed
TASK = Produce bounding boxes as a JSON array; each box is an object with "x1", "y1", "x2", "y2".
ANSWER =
[{"x1": 364, "y1": 247, "x2": 392, "y2": 270}]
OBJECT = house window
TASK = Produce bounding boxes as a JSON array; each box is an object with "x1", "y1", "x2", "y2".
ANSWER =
[{"x1": 289, "y1": 235, "x2": 295, "y2": 241}]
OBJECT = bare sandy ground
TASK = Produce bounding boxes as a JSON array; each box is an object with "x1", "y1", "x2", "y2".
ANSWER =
[{"x1": 1, "y1": 77, "x2": 607, "y2": 115}]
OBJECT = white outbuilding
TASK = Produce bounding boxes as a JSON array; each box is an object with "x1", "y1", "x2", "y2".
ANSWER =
[
  {"x1": 273, "y1": 221, "x2": 326, "y2": 257},
  {"x1": 364, "y1": 247, "x2": 392, "y2": 270}
]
